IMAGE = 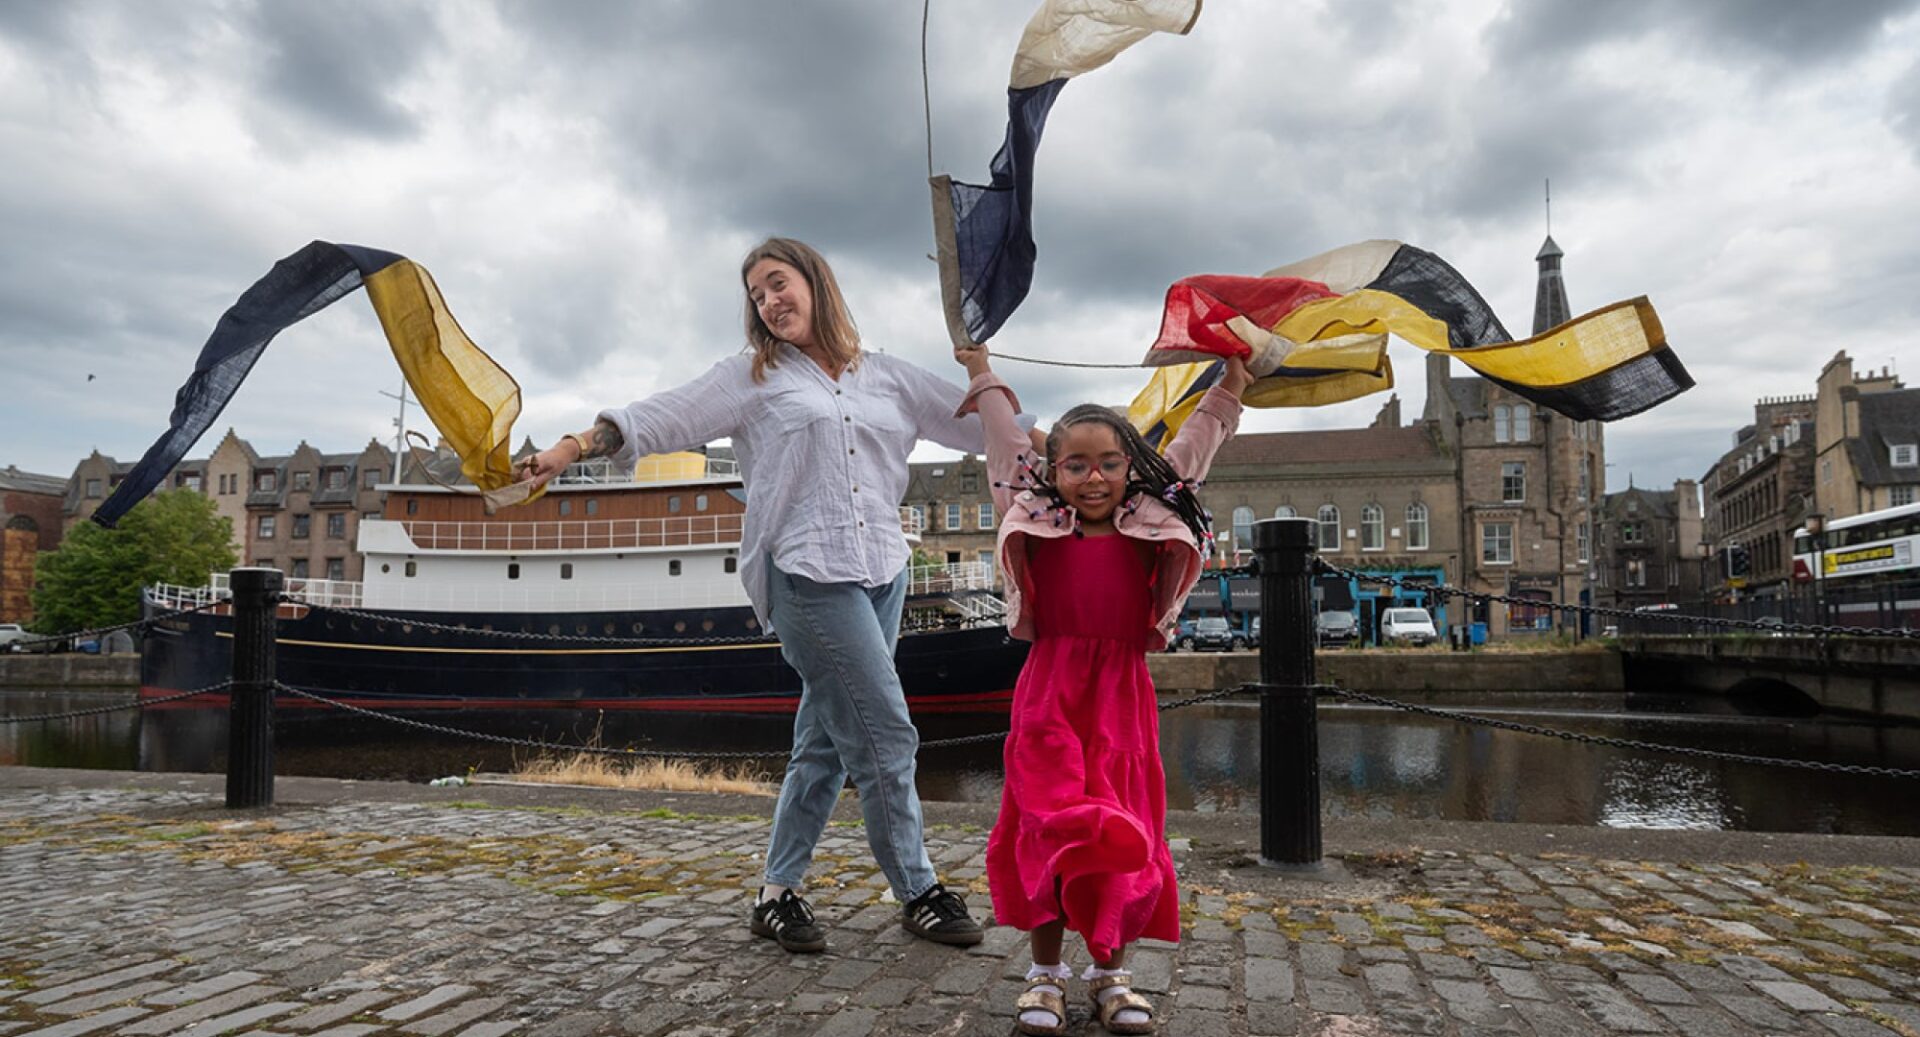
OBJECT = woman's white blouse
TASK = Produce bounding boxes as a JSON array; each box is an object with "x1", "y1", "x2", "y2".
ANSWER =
[{"x1": 597, "y1": 345, "x2": 1024, "y2": 632}]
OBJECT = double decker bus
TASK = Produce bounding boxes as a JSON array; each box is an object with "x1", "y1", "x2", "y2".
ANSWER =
[{"x1": 1791, "y1": 501, "x2": 1920, "y2": 628}]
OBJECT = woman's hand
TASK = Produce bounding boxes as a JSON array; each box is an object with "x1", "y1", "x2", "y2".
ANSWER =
[
  {"x1": 1221, "y1": 354, "x2": 1254, "y2": 396},
  {"x1": 519, "y1": 439, "x2": 581, "y2": 489},
  {"x1": 954, "y1": 339, "x2": 992, "y2": 380}
]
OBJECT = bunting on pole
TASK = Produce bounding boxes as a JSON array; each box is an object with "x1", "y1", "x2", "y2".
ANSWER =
[
  {"x1": 92, "y1": 242, "x2": 532, "y2": 527},
  {"x1": 930, "y1": 0, "x2": 1202, "y2": 348}
]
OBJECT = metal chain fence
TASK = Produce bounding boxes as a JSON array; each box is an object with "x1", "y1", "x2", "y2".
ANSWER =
[
  {"x1": 1313, "y1": 560, "x2": 1920, "y2": 640},
  {"x1": 5, "y1": 597, "x2": 233, "y2": 653},
  {"x1": 0, "y1": 682, "x2": 233, "y2": 725}
]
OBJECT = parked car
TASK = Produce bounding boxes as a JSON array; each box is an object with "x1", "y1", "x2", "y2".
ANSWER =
[
  {"x1": 1315, "y1": 610, "x2": 1358, "y2": 647},
  {"x1": 1246, "y1": 616, "x2": 1261, "y2": 649},
  {"x1": 0, "y1": 623, "x2": 31, "y2": 653},
  {"x1": 1380, "y1": 607, "x2": 1438, "y2": 646},
  {"x1": 1167, "y1": 618, "x2": 1197, "y2": 652},
  {"x1": 1190, "y1": 616, "x2": 1244, "y2": 652}
]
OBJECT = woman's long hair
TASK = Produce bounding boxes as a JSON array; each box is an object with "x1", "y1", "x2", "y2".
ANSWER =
[
  {"x1": 741, "y1": 237, "x2": 861, "y2": 383},
  {"x1": 1033, "y1": 404, "x2": 1214, "y2": 550}
]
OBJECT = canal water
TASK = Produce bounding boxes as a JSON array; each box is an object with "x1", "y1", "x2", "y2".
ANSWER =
[{"x1": 3, "y1": 687, "x2": 1918, "y2": 836}]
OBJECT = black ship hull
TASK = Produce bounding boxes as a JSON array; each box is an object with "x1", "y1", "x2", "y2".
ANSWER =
[{"x1": 141, "y1": 596, "x2": 1027, "y2": 714}]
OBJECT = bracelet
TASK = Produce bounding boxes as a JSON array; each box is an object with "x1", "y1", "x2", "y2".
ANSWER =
[{"x1": 566, "y1": 431, "x2": 593, "y2": 458}]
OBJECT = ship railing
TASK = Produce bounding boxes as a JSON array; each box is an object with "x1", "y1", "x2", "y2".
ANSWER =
[
  {"x1": 399, "y1": 516, "x2": 747, "y2": 552},
  {"x1": 148, "y1": 581, "x2": 231, "y2": 611},
  {"x1": 354, "y1": 583, "x2": 756, "y2": 614},
  {"x1": 204, "y1": 573, "x2": 365, "y2": 608},
  {"x1": 905, "y1": 561, "x2": 994, "y2": 597},
  {"x1": 900, "y1": 507, "x2": 926, "y2": 537}
]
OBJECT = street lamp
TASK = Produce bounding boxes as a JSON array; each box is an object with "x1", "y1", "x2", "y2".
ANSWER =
[{"x1": 1805, "y1": 511, "x2": 1826, "y2": 624}]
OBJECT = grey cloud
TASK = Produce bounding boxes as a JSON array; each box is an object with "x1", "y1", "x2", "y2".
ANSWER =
[
  {"x1": 1487, "y1": 0, "x2": 1919, "y2": 68},
  {"x1": 1891, "y1": 57, "x2": 1920, "y2": 160},
  {"x1": 249, "y1": 1, "x2": 441, "y2": 140}
]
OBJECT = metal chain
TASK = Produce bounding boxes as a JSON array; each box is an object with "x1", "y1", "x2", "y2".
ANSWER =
[
  {"x1": 1316, "y1": 683, "x2": 1920, "y2": 779},
  {"x1": 0, "y1": 681, "x2": 233, "y2": 725},
  {"x1": 1313, "y1": 560, "x2": 1920, "y2": 640},
  {"x1": 300, "y1": 603, "x2": 778, "y2": 648},
  {"x1": 6, "y1": 597, "x2": 232, "y2": 652}
]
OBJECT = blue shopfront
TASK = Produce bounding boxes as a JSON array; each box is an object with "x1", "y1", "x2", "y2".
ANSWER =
[{"x1": 1337, "y1": 566, "x2": 1449, "y2": 647}]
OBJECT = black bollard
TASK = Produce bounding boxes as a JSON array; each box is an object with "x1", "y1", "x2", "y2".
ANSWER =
[
  {"x1": 226, "y1": 567, "x2": 282, "y2": 809},
  {"x1": 1252, "y1": 518, "x2": 1321, "y2": 867}
]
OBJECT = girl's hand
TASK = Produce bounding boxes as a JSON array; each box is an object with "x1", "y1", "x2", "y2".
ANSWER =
[
  {"x1": 519, "y1": 440, "x2": 581, "y2": 488},
  {"x1": 955, "y1": 339, "x2": 992, "y2": 380},
  {"x1": 1221, "y1": 354, "x2": 1253, "y2": 396}
]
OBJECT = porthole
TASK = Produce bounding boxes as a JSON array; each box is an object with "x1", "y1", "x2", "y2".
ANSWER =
[
  {"x1": 701, "y1": 619, "x2": 715, "y2": 632},
  {"x1": 631, "y1": 622, "x2": 645, "y2": 634},
  {"x1": 673, "y1": 620, "x2": 687, "y2": 633},
  {"x1": 745, "y1": 618, "x2": 759, "y2": 632},
  {"x1": 575, "y1": 624, "x2": 588, "y2": 635},
  {"x1": 548, "y1": 624, "x2": 561, "y2": 636},
  {"x1": 604, "y1": 623, "x2": 616, "y2": 635},
  {"x1": 381, "y1": 563, "x2": 391, "y2": 574}
]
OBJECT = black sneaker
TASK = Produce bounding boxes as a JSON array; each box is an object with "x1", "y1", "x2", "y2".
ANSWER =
[
  {"x1": 751, "y1": 890, "x2": 826, "y2": 953},
  {"x1": 902, "y1": 882, "x2": 984, "y2": 946}
]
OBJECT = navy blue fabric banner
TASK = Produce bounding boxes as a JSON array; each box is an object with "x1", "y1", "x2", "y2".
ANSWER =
[{"x1": 944, "y1": 79, "x2": 1067, "y2": 344}]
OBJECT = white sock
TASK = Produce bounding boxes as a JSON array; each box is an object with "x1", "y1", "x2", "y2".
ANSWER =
[
  {"x1": 758, "y1": 884, "x2": 791, "y2": 905},
  {"x1": 1020, "y1": 962, "x2": 1069, "y2": 1030},
  {"x1": 1083, "y1": 964, "x2": 1149, "y2": 1026}
]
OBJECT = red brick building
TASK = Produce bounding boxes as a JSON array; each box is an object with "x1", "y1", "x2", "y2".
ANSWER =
[{"x1": 1, "y1": 465, "x2": 68, "y2": 624}]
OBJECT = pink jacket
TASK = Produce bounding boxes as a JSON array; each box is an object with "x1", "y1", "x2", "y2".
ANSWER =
[{"x1": 955, "y1": 372, "x2": 1243, "y2": 652}]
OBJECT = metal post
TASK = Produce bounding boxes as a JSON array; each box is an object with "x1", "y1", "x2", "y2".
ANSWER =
[
  {"x1": 1253, "y1": 518, "x2": 1320, "y2": 867},
  {"x1": 226, "y1": 567, "x2": 282, "y2": 809}
]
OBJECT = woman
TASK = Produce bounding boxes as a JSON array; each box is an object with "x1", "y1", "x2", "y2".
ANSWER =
[{"x1": 521, "y1": 238, "x2": 1022, "y2": 953}]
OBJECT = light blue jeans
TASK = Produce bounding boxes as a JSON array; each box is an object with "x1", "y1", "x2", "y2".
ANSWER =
[{"x1": 763, "y1": 564, "x2": 938, "y2": 902}]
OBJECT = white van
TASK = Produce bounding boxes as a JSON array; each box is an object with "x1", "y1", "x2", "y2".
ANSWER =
[{"x1": 1380, "y1": 607, "x2": 1437, "y2": 646}]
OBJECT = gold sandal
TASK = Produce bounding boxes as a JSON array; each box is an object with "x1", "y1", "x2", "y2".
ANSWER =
[
  {"x1": 1014, "y1": 973, "x2": 1068, "y2": 1036},
  {"x1": 1089, "y1": 971, "x2": 1155, "y2": 1035}
]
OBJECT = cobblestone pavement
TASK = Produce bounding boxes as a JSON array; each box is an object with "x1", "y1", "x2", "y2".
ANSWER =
[{"x1": 2, "y1": 779, "x2": 1918, "y2": 1037}]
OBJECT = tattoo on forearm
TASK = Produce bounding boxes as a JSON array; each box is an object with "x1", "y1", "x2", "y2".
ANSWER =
[{"x1": 584, "y1": 420, "x2": 624, "y2": 459}]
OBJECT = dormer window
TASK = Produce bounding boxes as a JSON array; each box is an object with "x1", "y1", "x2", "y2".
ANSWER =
[{"x1": 1893, "y1": 443, "x2": 1918, "y2": 467}]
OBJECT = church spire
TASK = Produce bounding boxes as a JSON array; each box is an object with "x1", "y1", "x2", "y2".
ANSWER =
[{"x1": 1532, "y1": 179, "x2": 1571, "y2": 335}]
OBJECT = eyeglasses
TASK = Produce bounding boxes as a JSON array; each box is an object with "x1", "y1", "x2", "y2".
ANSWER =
[{"x1": 1055, "y1": 457, "x2": 1129, "y2": 483}]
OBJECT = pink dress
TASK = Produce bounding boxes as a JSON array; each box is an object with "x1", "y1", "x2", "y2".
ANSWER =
[{"x1": 986, "y1": 532, "x2": 1180, "y2": 960}]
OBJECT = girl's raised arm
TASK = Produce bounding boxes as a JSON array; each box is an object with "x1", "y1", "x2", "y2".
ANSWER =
[
  {"x1": 951, "y1": 344, "x2": 1032, "y2": 519},
  {"x1": 1162, "y1": 356, "x2": 1251, "y2": 483}
]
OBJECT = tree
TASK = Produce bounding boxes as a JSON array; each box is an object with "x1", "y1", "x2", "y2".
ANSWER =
[{"x1": 31, "y1": 491, "x2": 237, "y2": 634}]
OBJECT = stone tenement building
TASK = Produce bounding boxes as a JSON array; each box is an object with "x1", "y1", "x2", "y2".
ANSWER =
[
  {"x1": 0, "y1": 465, "x2": 67, "y2": 624},
  {"x1": 64, "y1": 433, "x2": 397, "y2": 583},
  {"x1": 1595, "y1": 481, "x2": 1704, "y2": 612},
  {"x1": 1699, "y1": 396, "x2": 1815, "y2": 602},
  {"x1": 904, "y1": 233, "x2": 1605, "y2": 640},
  {"x1": 1814, "y1": 352, "x2": 1919, "y2": 519}
]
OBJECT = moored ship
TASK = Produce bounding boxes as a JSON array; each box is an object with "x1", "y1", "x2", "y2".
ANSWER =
[{"x1": 141, "y1": 455, "x2": 1026, "y2": 713}]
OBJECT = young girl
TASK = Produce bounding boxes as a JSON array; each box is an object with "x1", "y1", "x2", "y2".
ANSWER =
[{"x1": 953, "y1": 343, "x2": 1250, "y2": 1035}]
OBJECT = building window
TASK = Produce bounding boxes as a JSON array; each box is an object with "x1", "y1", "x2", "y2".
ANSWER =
[
  {"x1": 723, "y1": 556, "x2": 738, "y2": 574},
  {"x1": 1578, "y1": 462, "x2": 1589, "y2": 501},
  {"x1": 1892, "y1": 485, "x2": 1916, "y2": 507},
  {"x1": 1502, "y1": 462, "x2": 1526, "y2": 503},
  {"x1": 559, "y1": 498, "x2": 572, "y2": 516},
  {"x1": 946, "y1": 503, "x2": 962, "y2": 530},
  {"x1": 978, "y1": 502, "x2": 994, "y2": 529},
  {"x1": 1512, "y1": 404, "x2": 1532, "y2": 442},
  {"x1": 507, "y1": 562, "x2": 520, "y2": 579},
  {"x1": 257, "y1": 515, "x2": 276, "y2": 539},
  {"x1": 1577, "y1": 520, "x2": 1590, "y2": 563},
  {"x1": 587, "y1": 498, "x2": 600, "y2": 516},
  {"x1": 668, "y1": 559, "x2": 682, "y2": 577},
  {"x1": 290, "y1": 559, "x2": 309, "y2": 579},
  {"x1": 255, "y1": 471, "x2": 277, "y2": 493},
  {"x1": 1405, "y1": 503, "x2": 1429, "y2": 551},
  {"x1": 292, "y1": 514, "x2": 311, "y2": 539},
  {"x1": 1316, "y1": 505, "x2": 1340, "y2": 551},
  {"x1": 1360, "y1": 504, "x2": 1384, "y2": 550},
  {"x1": 327, "y1": 513, "x2": 346, "y2": 539},
  {"x1": 560, "y1": 563, "x2": 573, "y2": 580},
  {"x1": 979, "y1": 548, "x2": 995, "y2": 571},
  {"x1": 1493, "y1": 405, "x2": 1511, "y2": 443},
  {"x1": 1622, "y1": 522, "x2": 1643, "y2": 544},
  {"x1": 292, "y1": 471, "x2": 311, "y2": 491},
  {"x1": 325, "y1": 469, "x2": 346, "y2": 490},
  {"x1": 326, "y1": 558, "x2": 345, "y2": 581},
  {"x1": 669, "y1": 496, "x2": 681, "y2": 514},
  {"x1": 181, "y1": 473, "x2": 202, "y2": 492},
  {"x1": 961, "y1": 471, "x2": 979, "y2": 492},
  {"x1": 1481, "y1": 522, "x2": 1513, "y2": 564},
  {"x1": 1821, "y1": 459, "x2": 1832, "y2": 483},
  {"x1": 1626, "y1": 559, "x2": 1646, "y2": 587},
  {"x1": 909, "y1": 505, "x2": 927, "y2": 530},
  {"x1": 363, "y1": 468, "x2": 381, "y2": 488},
  {"x1": 406, "y1": 498, "x2": 418, "y2": 516},
  {"x1": 1892, "y1": 444, "x2": 1917, "y2": 467},
  {"x1": 694, "y1": 494, "x2": 707, "y2": 512},
  {"x1": 1275, "y1": 505, "x2": 1296, "y2": 518},
  {"x1": 946, "y1": 550, "x2": 962, "y2": 565},
  {"x1": 1232, "y1": 506, "x2": 1255, "y2": 548}
]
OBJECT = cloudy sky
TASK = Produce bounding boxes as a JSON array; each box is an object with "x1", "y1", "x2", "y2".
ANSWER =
[{"x1": 3, "y1": 0, "x2": 1918, "y2": 496}]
